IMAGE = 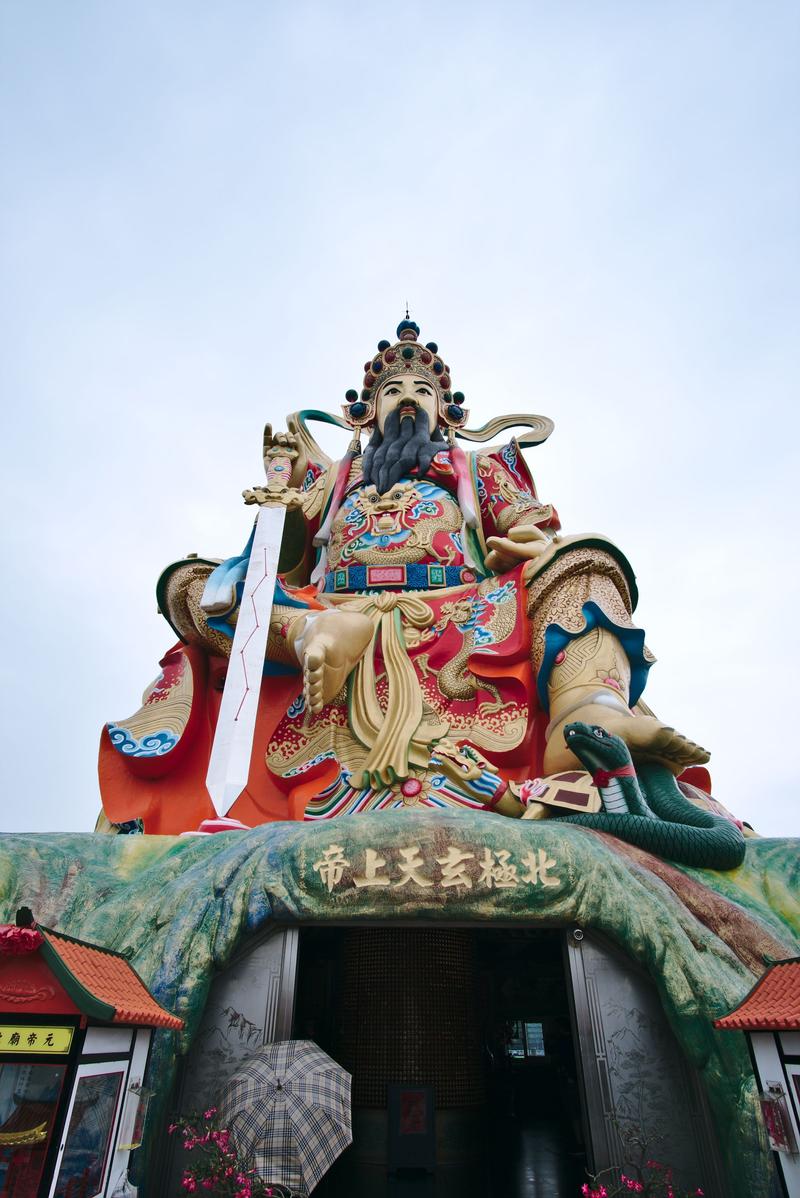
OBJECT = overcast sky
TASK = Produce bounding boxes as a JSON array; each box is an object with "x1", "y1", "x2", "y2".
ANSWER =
[{"x1": 1, "y1": 1, "x2": 798, "y2": 836}]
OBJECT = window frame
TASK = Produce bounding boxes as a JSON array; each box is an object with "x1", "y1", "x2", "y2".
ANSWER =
[{"x1": 47, "y1": 1059, "x2": 128, "y2": 1198}]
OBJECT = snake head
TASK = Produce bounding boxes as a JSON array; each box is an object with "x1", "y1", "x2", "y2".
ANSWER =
[{"x1": 563, "y1": 721, "x2": 633, "y2": 773}]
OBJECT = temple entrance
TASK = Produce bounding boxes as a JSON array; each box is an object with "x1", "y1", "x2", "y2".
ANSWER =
[{"x1": 293, "y1": 926, "x2": 587, "y2": 1197}]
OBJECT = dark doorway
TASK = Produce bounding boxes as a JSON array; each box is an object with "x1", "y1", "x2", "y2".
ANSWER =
[
  {"x1": 293, "y1": 927, "x2": 587, "y2": 1197},
  {"x1": 475, "y1": 929, "x2": 586, "y2": 1196}
]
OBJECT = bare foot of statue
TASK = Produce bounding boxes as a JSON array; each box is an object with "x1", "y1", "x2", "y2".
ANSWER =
[
  {"x1": 295, "y1": 610, "x2": 374, "y2": 716},
  {"x1": 542, "y1": 703, "x2": 710, "y2": 776}
]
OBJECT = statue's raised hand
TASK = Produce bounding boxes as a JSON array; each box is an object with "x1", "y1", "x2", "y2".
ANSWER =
[{"x1": 484, "y1": 524, "x2": 553, "y2": 574}]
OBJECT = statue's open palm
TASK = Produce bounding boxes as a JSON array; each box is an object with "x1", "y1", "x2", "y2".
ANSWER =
[{"x1": 484, "y1": 524, "x2": 552, "y2": 574}]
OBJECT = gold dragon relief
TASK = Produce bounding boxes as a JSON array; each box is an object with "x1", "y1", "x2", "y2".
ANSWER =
[
  {"x1": 327, "y1": 480, "x2": 464, "y2": 568},
  {"x1": 416, "y1": 580, "x2": 528, "y2": 753}
]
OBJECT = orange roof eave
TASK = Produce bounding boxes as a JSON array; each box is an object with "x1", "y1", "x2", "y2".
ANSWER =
[
  {"x1": 39, "y1": 927, "x2": 183, "y2": 1031},
  {"x1": 714, "y1": 958, "x2": 800, "y2": 1033}
]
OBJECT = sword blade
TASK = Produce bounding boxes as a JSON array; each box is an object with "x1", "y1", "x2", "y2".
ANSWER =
[{"x1": 205, "y1": 503, "x2": 287, "y2": 815}]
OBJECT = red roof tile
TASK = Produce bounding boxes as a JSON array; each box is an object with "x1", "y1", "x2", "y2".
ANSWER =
[
  {"x1": 41, "y1": 928, "x2": 183, "y2": 1030},
  {"x1": 714, "y1": 958, "x2": 800, "y2": 1032}
]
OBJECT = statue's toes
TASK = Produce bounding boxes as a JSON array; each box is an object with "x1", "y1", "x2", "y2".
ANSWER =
[
  {"x1": 671, "y1": 733, "x2": 710, "y2": 766},
  {"x1": 684, "y1": 740, "x2": 710, "y2": 764},
  {"x1": 649, "y1": 725, "x2": 679, "y2": 753},
  {"x1": 303, "y1": 649, "x2": 326, "y2": 714}
]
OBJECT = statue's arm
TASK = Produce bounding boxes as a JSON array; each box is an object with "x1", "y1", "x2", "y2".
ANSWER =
[
  {"x1": 475, "y1": 452, "x2": 560, "y2": 574},
  {"x1": 200, "y1": 452, "x2": 330, "y2": 616},
  {"x1": 158, "y1": 447, "x2": 330, "y2": 645}
]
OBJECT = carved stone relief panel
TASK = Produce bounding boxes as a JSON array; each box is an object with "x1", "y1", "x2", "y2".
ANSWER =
[
  {"x1": 566, "y1": 930, "x2": 724, "y2": 1197},
  {"x1": 177, "y1": 927, "x2": 298, "y2": 1113}
]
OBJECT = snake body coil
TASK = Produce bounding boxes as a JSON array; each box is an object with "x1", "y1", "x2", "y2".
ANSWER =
[{"x1": 555, "y1": 722, "x2": 746, "y2": 870}]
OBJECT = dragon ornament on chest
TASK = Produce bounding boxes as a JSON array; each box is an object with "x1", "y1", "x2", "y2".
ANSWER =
[{"x1": 328, "y1": 481, "x2": 463, "y2": 568}]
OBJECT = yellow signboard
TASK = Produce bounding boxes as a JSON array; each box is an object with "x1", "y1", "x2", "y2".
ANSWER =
[{"x1": 0, "y1": 1025, "x2": 74, "y2": 1054}]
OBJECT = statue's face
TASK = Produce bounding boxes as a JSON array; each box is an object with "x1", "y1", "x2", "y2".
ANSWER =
[{"x1": 375, "y1": 374, "x2": 438, "y2": 433}]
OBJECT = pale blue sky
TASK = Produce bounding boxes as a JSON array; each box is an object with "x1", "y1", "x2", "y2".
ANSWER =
[{"x1": 1, "y1": 2, "x2": 798, "y2": 834}]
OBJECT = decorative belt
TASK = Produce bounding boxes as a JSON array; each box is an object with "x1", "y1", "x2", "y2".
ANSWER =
[{"x1": 324, "y1": 563, "x2": 479, "y2": 593}]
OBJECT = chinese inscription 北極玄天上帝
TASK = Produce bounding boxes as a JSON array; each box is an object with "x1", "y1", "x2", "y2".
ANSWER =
[{"x1": 311, "y1": 844, "x2": 561, "y2": 894}]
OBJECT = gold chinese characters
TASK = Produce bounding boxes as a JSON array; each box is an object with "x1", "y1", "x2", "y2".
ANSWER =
[{"x1": 311, "y1": 843, "x2": 561, "y2": 894}]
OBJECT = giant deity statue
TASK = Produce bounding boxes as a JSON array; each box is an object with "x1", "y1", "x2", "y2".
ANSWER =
[{"x1": 99, "y1": 318, "x2": 745, "y2": 869}]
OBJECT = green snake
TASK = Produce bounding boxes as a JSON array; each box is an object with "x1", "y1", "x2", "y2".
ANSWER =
[{"x1": 552, "y1": 721, "x2": 746, "y2": 870}]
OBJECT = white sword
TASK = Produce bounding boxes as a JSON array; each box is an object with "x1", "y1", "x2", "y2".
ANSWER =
[{"x1": 205, "y1": 446, "x2": 296, "y2": 816}]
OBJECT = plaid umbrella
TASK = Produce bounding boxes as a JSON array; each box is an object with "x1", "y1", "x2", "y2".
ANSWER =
[{"x1": 217, "y1": 1040, "x2": 352, "y2": 1195}]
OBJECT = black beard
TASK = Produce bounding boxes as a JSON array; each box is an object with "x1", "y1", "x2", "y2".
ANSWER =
[{"x1": 361, "y1": 407, "x2": 445, "y2": 493}]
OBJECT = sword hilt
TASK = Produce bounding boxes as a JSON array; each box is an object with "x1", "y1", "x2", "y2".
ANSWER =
[
  {"x1": 265, "y1": 448, "x2": 295, "y2": 490},
  {"x1": 243, "y1": 444, "x2": 300, "y2": 507}
]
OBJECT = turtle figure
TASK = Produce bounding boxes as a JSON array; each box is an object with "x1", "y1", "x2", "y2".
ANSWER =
[{"x1": 554, "y1": 722, "x2": 746, "y2": 871}]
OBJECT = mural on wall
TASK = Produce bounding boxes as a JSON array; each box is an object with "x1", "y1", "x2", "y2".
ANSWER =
[
  {"x1": 177, "y1": 931, "x2": 295, "y2": 1113},
  {"x1": 97, "y1": 316, "x2": 745, "y2": 875},
  {"x1": 567, "y1": 932, "x2": 722, "y2": 1190}
]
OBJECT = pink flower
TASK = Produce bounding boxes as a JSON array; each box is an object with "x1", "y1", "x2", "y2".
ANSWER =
[
  {"x1": 204, "y1": 1107, "x2": 217, "y2": 1119},
  {"x1": 168, "y1": 1123, "x2": 178, "y2": 1134}
]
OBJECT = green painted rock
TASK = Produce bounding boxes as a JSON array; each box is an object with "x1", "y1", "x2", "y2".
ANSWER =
[{"x1": 1, "y1": 815, "x2": 797, "y2": 1197}]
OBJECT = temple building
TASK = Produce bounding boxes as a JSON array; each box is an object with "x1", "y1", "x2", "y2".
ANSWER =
[{"x1": 1, "y1": 318, "x2": 797, "y2": 1197}]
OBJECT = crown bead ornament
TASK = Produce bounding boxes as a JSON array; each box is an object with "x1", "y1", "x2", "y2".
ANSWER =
[
  {"x1": 396, "y1": 319, "x2": 420, "y2": 341},
  {"x1": 341, "y1": 314, "x2": 470, "y2": 433}
]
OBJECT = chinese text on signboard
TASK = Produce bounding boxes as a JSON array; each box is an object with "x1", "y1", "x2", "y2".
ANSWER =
[{"x1": 312, "y1": 844, "x2": 561, "y2": 893}]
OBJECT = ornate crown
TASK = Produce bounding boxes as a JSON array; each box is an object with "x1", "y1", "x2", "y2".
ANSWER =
[{"x1": 342, "y1": 318, "x2": 469, "y2": 433}]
